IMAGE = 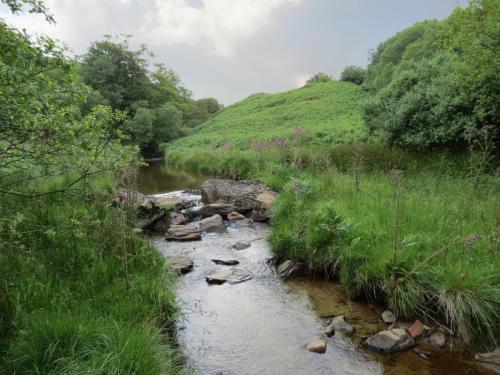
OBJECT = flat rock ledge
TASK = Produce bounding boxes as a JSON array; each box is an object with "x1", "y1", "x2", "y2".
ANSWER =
[
  {"x1": 365, "y1": 328, "x2": 415, "y2": 354},
  {"x1": 199, "y1": 203, "x2": 236, "y2": 218},
  {"x1": 201, "y1": 179, "x2": 271, "y2": 213},
  {"x1": 168, "y1": 256, "x2": 193, "y2": 274},
  {"x1": 199, "y1": 214, "x2": 226, "y2": 233},
  {"x1": 206, "y1": 268, "x2": 252, "y2": 285},
  {"x1": 166, "y1": 225, "x2": 201, "y2": 241}
]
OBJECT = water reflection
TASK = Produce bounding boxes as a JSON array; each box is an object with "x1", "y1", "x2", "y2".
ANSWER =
[{"x1": 137, "y1": 159, "x2": 207, "y2": 194}]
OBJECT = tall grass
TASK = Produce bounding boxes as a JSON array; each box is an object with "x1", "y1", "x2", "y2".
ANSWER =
[
  {"x1": 0, "y1": 182, "x2": 186, "y2": 374},
  {"x1": 268, "y1": 169, "x2": 499, "y2": 347}
]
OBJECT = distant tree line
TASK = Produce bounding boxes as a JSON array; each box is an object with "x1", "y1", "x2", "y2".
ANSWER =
[{"x1": 79, "y1": 37, "x2": 222, "y2": 157}]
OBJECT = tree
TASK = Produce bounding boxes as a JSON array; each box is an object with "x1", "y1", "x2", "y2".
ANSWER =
[
  {"x1": 79, "y1": 38, "x2": 207, "y2": 156},
  {"x1": 305, "y1": 72, "x2": 333, "y2": 85},
  {"x1": 183, "y1": 98, "x2": 222, "y2": 127},
  {"x1": 340, "y1": 66, "x2": 367, "y2": 85},
  {"x1": 79, "y1": 37, "x2": 151, "y2": 112},
  {"x1": 364, "y1": 21, "x2": 440, "y2": 91},
  {"x1": 363, "y1": 2, "x2": 499, "y2": 151},
  {"x1": 0, "y1": 2, "x2": 139, "y2": 197}
]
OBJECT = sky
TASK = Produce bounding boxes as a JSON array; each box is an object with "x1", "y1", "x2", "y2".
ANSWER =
[{"x1": 0, "y1": 0, "x2": 467, "y2": 104}]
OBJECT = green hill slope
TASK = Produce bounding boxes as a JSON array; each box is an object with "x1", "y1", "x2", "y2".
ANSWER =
[{"x1": 167, "y1": 81, "x2": 368, "y2": 151}]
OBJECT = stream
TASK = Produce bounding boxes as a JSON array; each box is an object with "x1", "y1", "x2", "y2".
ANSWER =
[{"x1": 139, "y1": 160, "x2": 492, "y2": 375}]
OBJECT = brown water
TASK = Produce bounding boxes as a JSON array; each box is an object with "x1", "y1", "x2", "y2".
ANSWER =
[
  {"x1": 141, "y1": 167, "x2": 493, "y2": 375},
  {"x1": 137, "y1": 159, "x2": 206, "y2": 195}
]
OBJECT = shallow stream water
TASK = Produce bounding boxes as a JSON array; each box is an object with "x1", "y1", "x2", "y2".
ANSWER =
[{"x1": 139, "y1": 161, "x2": 493, "y2": 375}]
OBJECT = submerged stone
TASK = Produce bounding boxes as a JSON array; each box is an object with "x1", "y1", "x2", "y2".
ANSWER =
[
  {"x1": 206, "y1": 268, "x2": 252, "y2": 285},
  {"x1": 325, "y1": 315, "x2": 354, "y2": 336},
  {"x1": 232, "y1": 241, "x2": 251, "y2": 250}
]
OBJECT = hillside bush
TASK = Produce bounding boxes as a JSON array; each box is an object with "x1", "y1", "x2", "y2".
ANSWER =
[
  {"x1": 305, "y1": 72, "x2": 333, "y2": 85},
  {"x1": 340, "y1": 66, "x2": 367, "y2": 85}
]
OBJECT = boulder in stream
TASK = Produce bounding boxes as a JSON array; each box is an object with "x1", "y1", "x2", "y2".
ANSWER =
[
  {"x1": 156, "y1": 196, "x2": 196, "y2": 211},
  {"x1": 170, "y1": 212, "x2": 188, "y2": 226},
  {"x1": 232, "y1": 241, "x2": 251, "y2": 250},
  {"x1": 212, "y1": 259, "x2": 240, "y2": 266},
  {"x1": 365, "y1": 328, "x2": 415, "y2": 354},
  {"x1": 227, "y1": 211, "x2": 246, "y2": 221},
  {"x1": 199, "y1": 203, "x2": 236, "y2": 218},
  {"x1": 199, "y1": 214, "x2": 226, "y2": 233},
  {"x1": 277, "y1": 260, "x2": 302, "y2": 278},
  {"x1": 168, "y1": 256, "x2": 193, "y2": 274},
  {"x1": 206, "y1": 268, "x2": 252, "y2": 284},
  {"x1": 201, "y1": 179, "x2": 271, "y2": 213},
  {"x1": 252, "y1": 191, "x2": 277, "y2": 222},
  {"x1": 166, "y1": 225, "x2": 201, "y2": 241},
  {"x1": 325, "y1": 315, "x2": 354, "y2": 336},
  {"x1": 136, "y1": 200, "x2": 166, "y2": 231},
  {"x1": 408, "y1": 320, "x2": 424, "y2": 338},
  {"x1": 381, "y1": 310, "x2": 396, "y2": 324},
  {"x1": 427, "y1": 331, "x2": 447, "y2": 348},
  {"x1": 307, "y1": 340, "x2": 327, "y2": 353}
]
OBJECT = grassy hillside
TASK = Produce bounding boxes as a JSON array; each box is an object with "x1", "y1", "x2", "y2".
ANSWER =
[{"x1": 168, "y1": 81, "x2": 368, "y2": 151}]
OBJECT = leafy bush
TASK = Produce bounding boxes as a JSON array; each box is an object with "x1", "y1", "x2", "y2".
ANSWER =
[
  {"x1": 340, "y1": 66, "x2": 367, "y2": 85},
  {"x1": 363, "y1": 1, "x2": 499, "y2": 150},
  {"x1": 305, "y1": 72, "x2": 333, "y2": 85}
]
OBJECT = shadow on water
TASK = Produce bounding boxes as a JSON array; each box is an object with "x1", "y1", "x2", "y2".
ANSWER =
[{"x1": 137, "y1": 159, "x2": 206, "y2": 195}]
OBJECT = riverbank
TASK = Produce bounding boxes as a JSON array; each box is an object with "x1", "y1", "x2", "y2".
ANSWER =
[
  {"x1": 0, "y1": 188, "x2": 185, "y2": 374},
  {"x1": 164, "y1": 146, "x2": 500, "y2": 349}
]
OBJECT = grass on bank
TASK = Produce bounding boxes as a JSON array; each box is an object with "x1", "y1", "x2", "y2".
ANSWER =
[
  {"x1": 166, "y1": 142, "x2": 499, "y2": 349},
  {"x1": 0, "y1": 181, "x2": 186, "y2": 374}
]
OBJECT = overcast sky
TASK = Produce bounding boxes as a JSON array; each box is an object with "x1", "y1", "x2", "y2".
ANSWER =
[{"x1": 1, "y1": 0, "x2": 467, "y2": 104}]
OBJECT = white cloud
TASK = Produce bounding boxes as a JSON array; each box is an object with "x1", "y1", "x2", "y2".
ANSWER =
[
  {"x1": 294, "y1": 73, "x2": 310, "y2": 87},
  {"x1": 142, "y1": 0, "x2": 302, "y2": 57},
  {"x1": 1, "y1": 0, "x2": 302, "y2": 58}
]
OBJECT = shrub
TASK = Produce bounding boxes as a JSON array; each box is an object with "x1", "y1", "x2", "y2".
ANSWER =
[
  {"x1": 305, "y1": 72, "x2": 333, "y2": 85},
  {"x1": 340, "y1": 66, "x2": 367, "y2": 85}
]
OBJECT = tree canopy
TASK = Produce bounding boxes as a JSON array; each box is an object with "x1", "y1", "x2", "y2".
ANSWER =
[
  {"x1": 363, "y1": 0, "x2": 499, "y2": 151},
  {"x1": 79, "y1": 38, "x2": 221, "y2": 156}
]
